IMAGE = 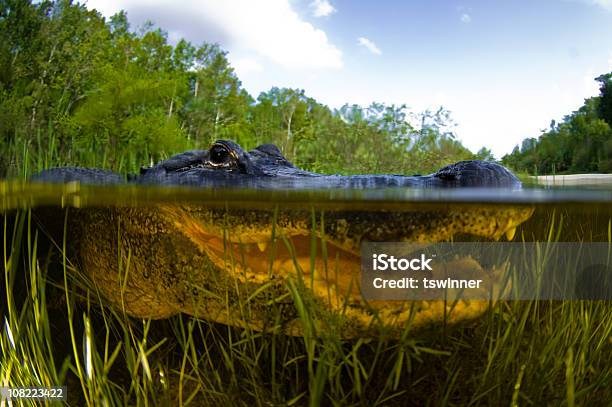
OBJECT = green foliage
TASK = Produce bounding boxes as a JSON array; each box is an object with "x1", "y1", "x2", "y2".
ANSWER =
[
  {"x1": 596, "y1": 73, "x2": 612, "y2": 126},
  {"x1": 1, "y1": 0, "x2": 489, "y2": 179},
  {"x1": 184, "y1": 44, "x2": 253, "y2": 145},
  {"x1": 474, "y1": 147, "x2": 495, "y2": 161},
  {"x1": 503, "y1": 77, "x2": 612, "y2": 175},
  {"x1": 69, "y1": 66, "x2": 189, "y2": 163}
]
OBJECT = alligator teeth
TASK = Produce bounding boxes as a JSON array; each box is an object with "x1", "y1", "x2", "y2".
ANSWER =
[
  {"x1": 505, "y1": 227, "x2": 516, "y2": 241},
  {"x1": 257, "y1": 242, "x2": 268, "y2": 252}
]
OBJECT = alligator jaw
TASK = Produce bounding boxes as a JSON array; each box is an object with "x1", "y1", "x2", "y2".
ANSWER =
[
  {"x1": 64, "y1": 203, "x2": 535, "y2": 337},
  {"x1": 161, "y1": 205, "x2": 532, "y2": 293}
]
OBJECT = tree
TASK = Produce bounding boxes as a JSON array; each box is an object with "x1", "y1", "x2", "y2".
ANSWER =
[
  {"x1": 0, "y1": 0, "x2": 493, "y2": 177},
  {"x1": 502, "y1": 91, "x2": 612, "y2": 174},
  {"x1": 596, "y1": 73, "x2": 612, "y2": 126},
  {"x1": 184, "y1": 44, "x2": 252, "y2": 145},
  {"x1": 252, "y1": 87, "x2": 310, "y2": 158},
  {"x1": 475, "y1": 147, "x2": 495, "y2": 161},
  {"x1": 69, "y1": 65, "x2": 189, "y2": 166},
  {"x1": 67, "y1": 15, "x2": 191, "y2": 168}
]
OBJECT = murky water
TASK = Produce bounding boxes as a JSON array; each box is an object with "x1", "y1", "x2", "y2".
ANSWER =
[
  {"x1": 2, "y1": 181, "x2": 612, "y2": 239},
  {"x1": 2, "y1": 181, "x2": 611, "y2": 330},
  {"x1": 1, "y1": 180, "x2": 611, "y2": 404},
  {"x1": 2, "y1": 182, "x2": 611, "y2": 297}
]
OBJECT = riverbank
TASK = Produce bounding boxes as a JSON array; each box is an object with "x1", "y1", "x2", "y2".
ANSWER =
[{"x1": 532, "y1": 174, "x2": 612, "y2": 186}]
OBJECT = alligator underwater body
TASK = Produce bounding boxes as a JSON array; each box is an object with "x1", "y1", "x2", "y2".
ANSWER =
[{"x1": 32, "y1": 140, "x2": 534, "y2": 337}]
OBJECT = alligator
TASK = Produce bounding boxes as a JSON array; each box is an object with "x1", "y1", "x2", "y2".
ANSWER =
[
  {"x1": 32, "y1": 140, "x2": 534, "y2": 337},
  {"x1": 35, "y1": 140, "x2": 523, "y2": 188}
]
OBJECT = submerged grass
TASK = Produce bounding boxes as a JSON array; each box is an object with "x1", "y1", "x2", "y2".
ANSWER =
[{"x1": 1, "y1": 208, "x2": 612, "y2": 406}]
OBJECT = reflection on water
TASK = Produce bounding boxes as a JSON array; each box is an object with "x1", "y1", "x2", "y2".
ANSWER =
[
  {"x1": 2, "y1": 181, "x2": 612, "y2": 243},
  {"x1": 2, "y1": 180, "x2": 612, "y2": 209}
]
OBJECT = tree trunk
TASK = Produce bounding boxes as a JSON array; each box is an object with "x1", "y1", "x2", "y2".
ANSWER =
[
  {"x1": 214, "y1": 107, "x2": 221, "y2": 139},
  {"x1": 168, "y1": 98, "x2": 174, "y2": 118}
]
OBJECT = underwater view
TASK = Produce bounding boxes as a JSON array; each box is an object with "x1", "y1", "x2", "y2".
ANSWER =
[{"x1": 1, "y1": 178, "x2": 612, "y2": 405}]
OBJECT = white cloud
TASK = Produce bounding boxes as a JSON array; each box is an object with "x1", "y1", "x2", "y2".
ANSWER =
[
  {"x1": 582, "y1": 69, "x2": 601, "y2": 95},
  {"x1": 572, "y1": 0, "x2": 612, "y2": 10},
  {"x1": 434, "y1": 91, "x2": 449, "y2": 106},
  {"x1": 358, "y1": 37, "x2": 382, "y2": 55},
  {"x1": 460, "y1": 13, "x2": 471, "y2": 23},
  {"x1": 589, "y1": 0, "x2": 612, "y2": 10},
  {"x1": 232, "y1": 57, "x2": 264, "y2": 77},
  {"x1": 85, "y1": 0, "x2": 342, "y2": 70},
  {"x1": 310, "y1": 0, "x2": 336, "y2": 17}
]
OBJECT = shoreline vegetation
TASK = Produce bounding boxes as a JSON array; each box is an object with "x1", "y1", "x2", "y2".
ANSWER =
[
  {"x1": 2, "y1": 1, "x2": 609, "y2": 179},
  {"x1": 0, "y1": 0, "x2": 496, "y2": 181},
  {"x1": 532, "y1": 174, "x2": 612, "y2": 186},
  {"x1": 501, "y1": 75, "x2": 612, "y2": 176}
]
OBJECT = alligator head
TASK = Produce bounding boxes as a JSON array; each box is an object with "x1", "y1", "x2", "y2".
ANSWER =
[
  {"x1": 135, "y1": 140, "x2": 523, "y2": 189},
  {"x1": 31, "y1": 140, "x2": 533, "y2": 337},
  {"x1": 34, "y1": 139, "x2": 522, "y2": 189}
]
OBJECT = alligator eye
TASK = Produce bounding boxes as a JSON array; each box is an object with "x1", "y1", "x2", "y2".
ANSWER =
[{"x1": 209, "y1": 144, "x2": 232, "y2": 166}]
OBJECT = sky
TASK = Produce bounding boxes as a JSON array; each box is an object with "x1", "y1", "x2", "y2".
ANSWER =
[{"x1": 84, "y1": 0, "x2": 612, "y2": 157}]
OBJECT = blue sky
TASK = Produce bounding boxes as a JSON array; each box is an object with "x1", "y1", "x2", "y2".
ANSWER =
[{"x1": 85, "y1": 0, "x2": 612, "y2": 157}]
